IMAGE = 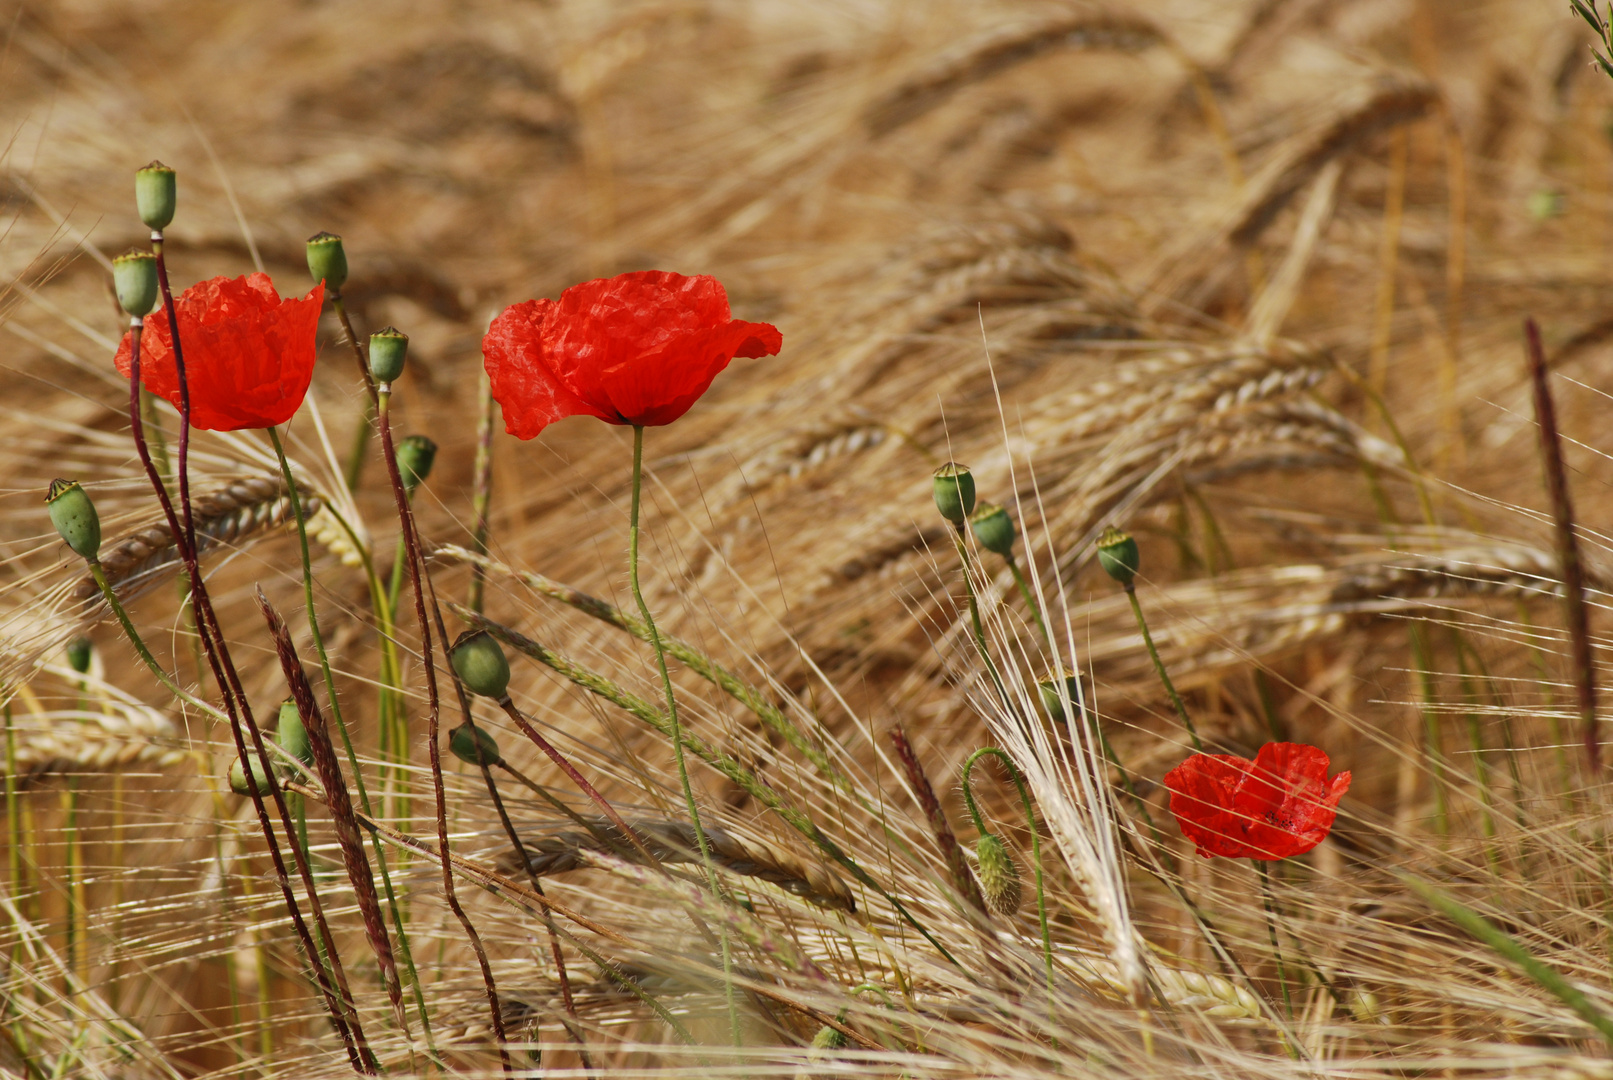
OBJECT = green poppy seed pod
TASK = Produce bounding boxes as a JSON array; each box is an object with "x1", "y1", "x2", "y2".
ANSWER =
[
  {"x1": 275, "y1": 699, "x2": 315, "y2": 768},
  {"x1": 228, "y1": 752, "x2": 278, "y2": 797},
  {"x1": 46, "y1": 480, "x2": 101, "y2": 561},
  {"x1": 305, "y1": 231, "x2": 348, "y2": 292},
  {"x1": 449, "y1": 723, "x2": 503, "y2": 768},
  {"x1": 112, "y1": 249, "x2": 159, "y2": 317},
  {"x1": 969, "y1": 502, "x2": 1016, "y2": 556},
  {"x1": 65, "y1": 636, "x2": 93, "y2": 675},
  {"x1": 975, "y1": 833, "x2": 1022, "y2": 916},
  {"x1": 1096, "y1": 526, "x2": 1139, "y2": 588},
  {"x1": 450, "y1": 630, "x2": 511, "y2": 700},
  {"x1": 135, "y1": 160, "x2": 177, "y2": 232},
  {"x1": 932, "y1": 462, "x2": 975, "y2": 525},
  {"x1": 1037, "y1": 674, "x2": 1081, "y2": 724},
  {"x1": 368, "y1": 326, "x2": 408, "y2": 385},
  {"x1": 396, "y1": 435, "x2": 438, "y2": 495},
  {"x1": 810, "y1": 1024, "x2": 849, "y2": 1052}
]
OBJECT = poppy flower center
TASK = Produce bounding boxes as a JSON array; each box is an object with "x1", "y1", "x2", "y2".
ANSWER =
[{"x1": 1264, "y1": 809, "x2": 1298, "y2": 832}]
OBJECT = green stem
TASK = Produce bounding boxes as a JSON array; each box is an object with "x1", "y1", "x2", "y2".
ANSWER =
[
  {"x1": 1124, "y1": 584, "x2": 1201, "y2": 752},
  {"x1": 1005, "y1": 555, "x2": 1050, "y2": 649},
  {"x1": 1256, "y1": 861, "x2": 1294, "y2": 1023},
  {"x1": 267, "y1": 425, "x2": 435, "y2": 1051},
  {"x1": 628, "y1": 425, "x2": 739, "y2": 1047},
  {"x1": 951, "y1": 528, "x2": 1008, "y2": 706},
  {"x1": 1402, "y1": 871, "x2": 1613, "y2": 1049},
  {"x1": 961, "y1": 748, "x2": 1053, "y2": 995}
]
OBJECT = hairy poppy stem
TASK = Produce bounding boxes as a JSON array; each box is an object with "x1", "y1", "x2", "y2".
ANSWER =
[
  {"x1": 375, "y1": 388, "x2": 512, "y2": 1071},
  {"x1": 468, "y1": 369, "x2": 496, "y2": 615},
  {"x1": 962, "y1": 748, "x2": 1054, "y2": 998},
  {"x1": 330, "y1": 291, "x2": 379, "y2": 492},
  {"x1": 1524, "y1": 318, "x2": 1599, "y2": 774},
  {"x1": 1124, "y1": 583, "x2": 1202, "y2": 752},
  {"x1": 951, "y1": 526, "x2": 1010, "y2": 706},
  {"x1": 124, "y1": 317, "x2": 374, "y2": 1072},
  {"x1": 629, "y1": 424, "x2": 740, "y2": 1047},
  {"x1": 1255, "y1": 860, "x2": 1295, "y2": 1029},
  {"x1": 1004, "y1": 554, "x2": 1051, "y2": 650}
]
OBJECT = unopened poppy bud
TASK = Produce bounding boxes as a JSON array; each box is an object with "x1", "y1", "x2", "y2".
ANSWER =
[
  {"x1": 112, "y1": 249, "x2": 159, "y2": 317},
  {"x1": 396, "y1": 435, "x2": 438, "y2": 495},
  {"x1": 1096, "y1": 526, "x2": 1139, "y2": 588},
  {"x1": 975, "y1": 833, "x2": 1022, "y2": 916},
  {"x1": 228, "y1": 752, "x2": 279, "y2": 797},
  {"x1": 135, "y1": 161, "x2": 177, "y2": 232},
  {"x1": 1036, "y1": 674, "x2": 1081, "y2": 724},
  {"x1": 969, "y1": 502, "x2": 1015, "y2": 556},
  {"x1": 810, "y1": 1024, "x2": 849, "y2": 1051},
  {"x1": 275, "y1": 699, "x2": 314, "y2": 768},
  {"x1": 65, "y1": 636, "x2": 93, "y2": 675},
  {"x1": 932, "y1": 462, "x2": 975, "y2": 525},
  {"x1": 305, "y1": 231, "x2": 348, "y2": 292},
  {"x1": 450, "y1": 630, "x2": 511, "y2": 700},
  {"x1": 368, "y1": 326, "x2": 408, "y2": 385},
  {"x1": 46, "y1": 480, "x2": 101, "y2": 561},
  {"x1": 450, "y1": 723, "x2": 503, "y2": 767}
]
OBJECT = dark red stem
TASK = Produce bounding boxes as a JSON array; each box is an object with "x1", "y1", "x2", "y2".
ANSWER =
[
  {"x1": 375, "y1": 392, "x2": 511, "y2": 1070},
  {"x1": 1525, "y1": 318, "x2": 1600, "y2": 774}
]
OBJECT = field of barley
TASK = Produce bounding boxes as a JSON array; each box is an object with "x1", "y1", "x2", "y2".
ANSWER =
[{"x1": 3, "y1": 0, "x2": 1613, "y2": 1076}]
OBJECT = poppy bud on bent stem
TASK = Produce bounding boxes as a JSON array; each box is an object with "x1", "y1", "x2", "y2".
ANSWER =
[
  {"x1": 969, "y1": 502, "x2": 1016, "y2": 556},
  {"x1": 450, "y1": 724, "x2": 503, "y2": 768},
  {"x1": 975, "y1": 833, "x2": 1023, "y2": 916},
  {"x1": 46, "y1": 480, "x2": 101, "y2": 562},
  {"x1": 450, "y1": 630, "x2": 511, "y2": 701},
  {"x1": 66, "y1": 636, "x2": 93, "y2": 675},
  {"x1": 1096, "y1": 526, "x2": 1139, "y2": 588},
  {"x1": 368, "y1": 327, "x2": 408, "y2": 386},
  {"x1": 1037, "y1": 675, "x2": 1082, "y2": 725},
  {"x1": 305, "y1": 231, "x2": 348, "y2": 292},
  {"x1": 112, "y1": 249, "x2": 159, "y2": 318},
  {"x1": 228, "y1": 752, "x2": 279, "y2": 797},
  {"x1": 932, "y1": 462, "x2": 975, "y2": 525},
  {"x1": 395, "y1": 436, "x2": 437, "y2": 495},
  {"x1": 275, "y1": 700, "x2": 315, "y2": 768},
  {"x1": 134, "y1": 161, "x2": 176, "y2": 233}
]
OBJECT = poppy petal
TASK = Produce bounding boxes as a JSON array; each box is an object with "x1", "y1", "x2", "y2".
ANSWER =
[
  {"x1": 483, "y1": 299, "x2": 614, "y2": 439},
  {"x1": 483, "y1": 270, "x2": 781, "y2": 439},
  {"x1": 114, "y1": 274, "x2": 321, "y2": 431}
]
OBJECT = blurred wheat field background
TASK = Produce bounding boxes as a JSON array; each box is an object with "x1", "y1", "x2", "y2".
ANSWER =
[{"x1": 3, "y1": 0, "x2": 1613, "y2": 1076}]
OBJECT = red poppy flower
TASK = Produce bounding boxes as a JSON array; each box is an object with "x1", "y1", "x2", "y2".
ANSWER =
[
  {"x1": 482, "y1": 270, "x2": 782, "y2": 439},
  {"x1": 114, "y1": 273, "x2": 324, "y2": 431},
  {"x1": 1164, "y1": 742, "x2": 1350, "y2": 861}
]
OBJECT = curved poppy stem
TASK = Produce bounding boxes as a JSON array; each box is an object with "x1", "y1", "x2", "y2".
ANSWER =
[
  {"x1": 961, "y1": 747, "x2": 1053, "y2": 997},
  {"x1": 1123, "y1": 583, "x2": 1202, "y2": 752},
  {"x1": 628, "y1": 424, "x2": 739, "y2": 1047}
]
